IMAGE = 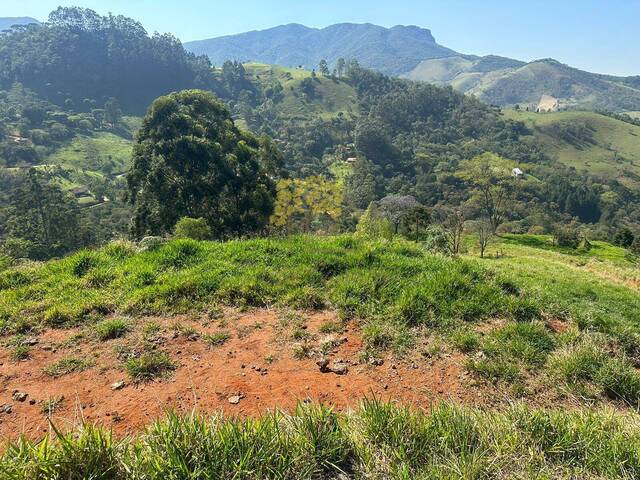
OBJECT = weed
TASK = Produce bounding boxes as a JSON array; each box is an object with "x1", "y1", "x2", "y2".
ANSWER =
[
  {"x1": 125, "y1": 352, "x2": 176, "y2": 382},
  {"x1": 44, "y1": 357, "x2": 94, "y2": 377},
  {"x1": 94, "y1": 318, "x2": 131, "y2": 341},
  {"x1": 202, "y1": 331, "x2": 231, "y2": 347}
]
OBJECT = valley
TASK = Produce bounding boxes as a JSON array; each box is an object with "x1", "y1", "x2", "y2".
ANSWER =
[{"x1": 1, "y1": 5, "x2": 640, "y2": 479}]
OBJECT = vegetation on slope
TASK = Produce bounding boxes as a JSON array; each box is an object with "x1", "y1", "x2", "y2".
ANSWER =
[
  {"x1": 503, "y1": 109, "x2": 640, "y2": 184},
  {"x1": 3, "y1": 400, "x2": 640, "y2": 479},
  {"x1": 2, "y1": 233, "x2": 640, "y2": 405}
]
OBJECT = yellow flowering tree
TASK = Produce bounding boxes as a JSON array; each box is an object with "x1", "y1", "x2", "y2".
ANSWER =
[{"x1": 270, "y1": 176, "x2": 343, "y2": 232}]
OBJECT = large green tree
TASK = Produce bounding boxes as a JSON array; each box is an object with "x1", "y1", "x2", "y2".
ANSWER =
[{"x1": 127, "y1": 90, "x2": 280, "y2": 238}]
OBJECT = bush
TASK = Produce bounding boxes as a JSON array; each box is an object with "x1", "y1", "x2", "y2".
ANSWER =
[
  {"x1": 553, "y1": 224, "x2": 580, "y2": 249},
  {"x1": 356, "y1": 204, "x2": 393, "y2": 240},
  {"x1": 613, "y1": 227, "x2": 635, "y2": 248},
  {"x1": 173, "y1": 217, "x2": 212, "y2": 241},
  {"x1": 527, "y1": 225, "x2": 546, "y2": 235}
]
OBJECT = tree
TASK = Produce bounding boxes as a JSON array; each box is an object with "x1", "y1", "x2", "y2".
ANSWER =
[
  {"x1": 336, "y1": 58, "x2": 346, "y2": 77},
  {"x1": 470, "y1": 219, "x2": 492, "y2": 258},
  {"x1": 270, "y1": 176, "x2": 343, "y2": 233},
  {"x1": 319, "y1": 59, "x2": 330, "y2": 76},
  {"x1": 458, "y1": 152, "x2": 514, "y2": 234},
  {"x1": 613, "y1": 227, "x2": 634, "y2": 248},
  {"x1": 173, "y1": 217, "x2": 211, "y2": 240},
  {"x1": 5, "y1": 169, "x2": 83, "y2": 258},
  {"x1": 127, "y1": 90, "x2": 279, "y2": 239},
  {"x1": 435, "y1": 208, "x2": 465, "y2": 256},
  {"x1": 377, "y1": 195, "x2": 421, "y2": 234}
]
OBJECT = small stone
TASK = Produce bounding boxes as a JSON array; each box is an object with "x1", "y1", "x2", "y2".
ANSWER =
[
  {"x1": 111, "y1": 381, "x2": 126, "y2": 391},
  {"x1": 228, "y1": 395, "x2": 242, "y2": 405},
  {"x1": 42, "y1": 345, "x2": 53, "y2": 351},
  {"x1": 187, "y1": 333, "x2": 199, "y2": 342},
  {"x1": 2, "y1": 404, "x2": 12, "y2": 414},
  {"x1": 12, "y1": 392, "x2": 28, "y2": 402},
  {"x1": 29, "y1": 399, "x2": 36, "y2": 405},
  {"x1": 369, "y1": 358, "x2": 384, "y2": 366},
  {"x1": 329, "y1": 360, "x2": 349, "y2": 375},
  {"x1": 383, "y1": 384, "x2": 389, "y2": 390},
  {"x1": 23, "y1": 338, "x2": 38, "y2": 346}
]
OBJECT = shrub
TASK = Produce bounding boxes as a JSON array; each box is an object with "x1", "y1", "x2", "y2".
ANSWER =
[
  {"x1": 173, "y1": 217, "x2": 212, "y2": 241},
  {"x1": 553, "y1": 224, "x2": 580, "y2": 249},
  {"x1": 126, "y1": 352, "x2": 176, "y2": 382},
  {"x1": 356, "y1": 204, "x2": 393, "y2": 240}
]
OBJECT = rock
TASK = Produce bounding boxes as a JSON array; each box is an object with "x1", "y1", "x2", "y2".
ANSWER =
[
  {"x1": 29, "y1": 399, "x2": 36, "y2": 405},
  {"x1": 2, "y1": 404, "x2": 12, "y2": 414},
  {"x1": 111, "y1": 381, "x2": 126, "y2": 391},
  {"x1": 228, "y1": 395, "x2": 243, "y2": 405},
  {"x1": 22, "y1": 338, "x2": 38, "y2": 346},
  {"x1": 187, "y1": 333, "x2": 199, "y2": 342},
  {"x1": 42, "y1": 345, "x2": 53, "y2": 351},
  {"x1": 369, "y1": 358, "x2": 384, "y2": 366},
  {"x1": 316, "y1": 359, "x2": 330, "y2": 373},
  {"x1": 329, "y1": 361, "x2": 349, "y2": 375},
  {"x1": 12, "y1": 392, "x2": 28, "y2": 402}
]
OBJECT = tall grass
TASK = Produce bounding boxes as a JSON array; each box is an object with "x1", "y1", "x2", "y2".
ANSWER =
[{"x1": 2, "y1": 400, "x2": 639, "y2": 479}]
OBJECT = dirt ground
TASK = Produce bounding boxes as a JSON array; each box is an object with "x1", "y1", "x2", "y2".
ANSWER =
[{"x1": 0, "y1": 309, "x2": 493, "y2": 441}]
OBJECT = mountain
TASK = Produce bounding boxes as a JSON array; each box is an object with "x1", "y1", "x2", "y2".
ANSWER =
[
  {"x1": 0, "y1": 17, "x2": 39, "y2": 32},
  {"x1": 185, "y1": 23, "x2": 457, "y2": 75},
  {"x1": 405, "y1": 57, "x2": 640, "y2": 112},
  {"x1": 186, "y1": 23, "x2": 640, "y2": 111}
]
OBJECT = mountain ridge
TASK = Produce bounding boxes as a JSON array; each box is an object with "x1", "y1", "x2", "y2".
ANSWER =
[
  {"x1": 0, "y1": 17, "x2": 40, "y2": 32},
  {"x1": 185, "y1": 22, "x2": 640, "y2": 111},
  {"x1": 185, "y1": 22, "x2": 457, "y2": 75}
]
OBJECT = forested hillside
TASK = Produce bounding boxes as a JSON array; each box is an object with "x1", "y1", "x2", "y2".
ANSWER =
[{"x1": 2, "y1": 7, "x2": 640, "y2": 263}]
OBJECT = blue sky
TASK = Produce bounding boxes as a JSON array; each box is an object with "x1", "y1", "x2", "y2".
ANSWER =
[{"x1": 4, "y1": 0, "x2": 639, "y2": 76}]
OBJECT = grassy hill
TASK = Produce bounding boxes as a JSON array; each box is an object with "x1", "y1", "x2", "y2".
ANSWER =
[
  {"x1": 406, "y1": 57, "x2": 640, "y2": 111},
  {"x1": 1, "y1": 233, "x2": 640, "y2": 477},
  {"x1": 503, "y1": 109, "x2": 640, "y2": 184},
  {"x1": 244, "y1": 63, "x2": 359, "y2": 120}
]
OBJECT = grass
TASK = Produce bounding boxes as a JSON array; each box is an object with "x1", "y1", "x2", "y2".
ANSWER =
[
  {"x1": 2, "y1": 399, "x2": 640, "y2": 479},
  {"x1": 503, "y1": 109, "x2": 640, "y2": 183},
  {"x1": 202, "y1": 331, "x2": 231, "y2": 347},
  {"x1": 46, "y1": 132, "x2": 133, "y2": 175},
  {"x1": 125, "y1": 351, "x2": 176, "y2": 382},
  {"x1": 41, "y1": 396, "x2": 64, "y2": 417},
  {"x1": 93, "y1": 318, "x2": 131, "y2": 341},
  {"x1": 43, "y1": 356, "x2": 94, "y2": 377}
]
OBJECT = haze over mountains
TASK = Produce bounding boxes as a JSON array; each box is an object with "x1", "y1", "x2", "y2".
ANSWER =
[
  {"x1": 0, "y1": 17, "x2": 40, "y2": 32},
  {"x1": 185, "y1": 23, "x2": 640, "y2": 111}
]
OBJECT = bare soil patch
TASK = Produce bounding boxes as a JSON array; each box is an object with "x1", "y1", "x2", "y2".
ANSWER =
[{"x1": 0, "y1": 309, "x2": 489, "y2": 441}]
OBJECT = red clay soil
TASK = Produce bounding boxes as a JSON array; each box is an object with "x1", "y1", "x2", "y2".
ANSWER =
[{"x1": 0, "y1": 309, "x2": 489, "y2": 442}]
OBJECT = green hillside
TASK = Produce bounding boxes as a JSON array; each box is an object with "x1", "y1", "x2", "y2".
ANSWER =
[
  {"x1": 244, "y1": 63, "x2": 358, "y2": 119},
  {"x1": 503, "y1": 109, "x2": 640, "y2": 183},
  {"x1": 2, "y1": 234, "x2": 640, "y2": 477},
  {"x1": 406, "y1": 57, "x2": 640, "y2": 111}
]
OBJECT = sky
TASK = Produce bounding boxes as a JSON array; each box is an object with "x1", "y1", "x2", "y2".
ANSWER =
[{"x1": 3, "y1": 0, "x2": 639, "y2": 76}]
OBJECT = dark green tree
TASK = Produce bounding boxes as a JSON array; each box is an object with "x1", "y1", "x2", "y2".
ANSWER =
[
  {"x1": 126, "y1": 90, "x2": 280, "y2": 238},
  {"x1": 5, "y1": 169, "x2": 83, "y2": 258},
  {"x1": 319, "y1": 59, "x2": 330, "y2": 76}
]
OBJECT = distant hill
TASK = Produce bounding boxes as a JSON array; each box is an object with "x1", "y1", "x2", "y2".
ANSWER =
[
  {"x1": 0, "y1": 17, "x2": 39, "y2": 32},
  {"x1": 503, "y1": 109, "x2": 640, "y2": 186},
  {"x1": 187, "y1": 23, "x2": 640, "y2": 111},
  {"x1": 405, "y1": 57, "x2": 640, "y2": 112},
  {"x1": 185, "y1": 23, "x2": 457, "y2": 75}
]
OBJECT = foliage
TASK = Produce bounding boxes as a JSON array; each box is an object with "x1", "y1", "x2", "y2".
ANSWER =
[
  {"x1": 173, "y1": 217, "x2": 212, "y2": 241},
  {"x1": 3, "y1": 400, "x2": 640, "y2": 478},
  {"x1": 127, "y1": 90, "x2": 279, "y2": 238},
  {"x1": 270, "y1": 176, "x2": 343, "y2": 232}
]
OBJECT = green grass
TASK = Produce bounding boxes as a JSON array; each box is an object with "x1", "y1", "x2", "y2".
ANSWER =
[
  {"x1": 46, "y1": 132, "x2": 133, "y2": 175},
  {"x1": 93, "y1": 318, "x2": 131, "y2": 341},
  {"x1": 202, "y1": 331, "x2": 231, "y2": 347},
  {"x1": 125, "y1": 351, "x2": 176, "y2": 382},
  {"x1": 43, "y1": 356, "x2": 94, "y2": 377},
  {"x1": 2, "y1": 399, "x2": 640, "y2": 479},
  {"x1": 244, "y1": 63, "x2": 359, "y2": 120},
  {"x1": 503, "y1": 109, "x2": 640, "y2": 183}
]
